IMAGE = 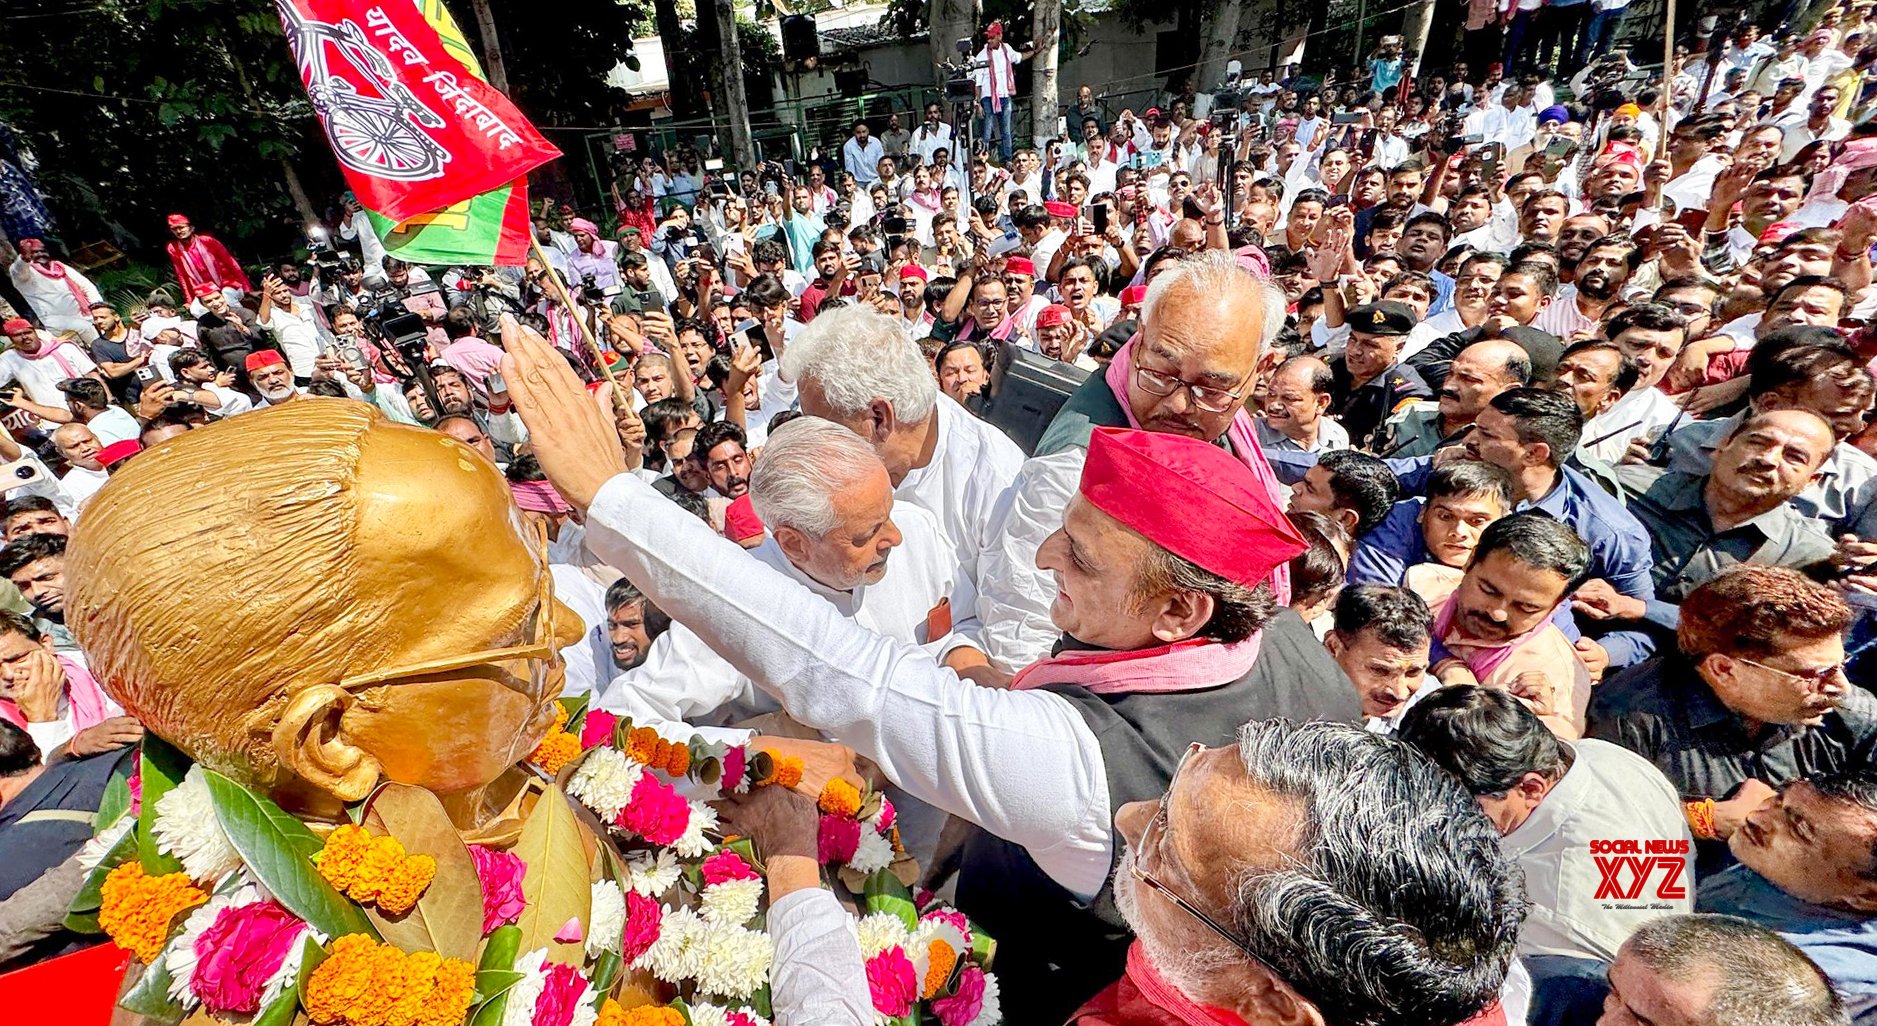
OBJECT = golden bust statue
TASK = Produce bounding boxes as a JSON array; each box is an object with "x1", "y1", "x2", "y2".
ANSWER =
[{"x1": 65, "y1": 400, "x2": 583, "y2": 830}]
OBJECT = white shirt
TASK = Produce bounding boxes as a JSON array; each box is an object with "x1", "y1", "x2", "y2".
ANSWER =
[
  {"x1": 896, "y1": 395, "x2": 1024, "y2": 597},
  {"x1": 260, "y1": 298, "x2": 322, "y2": 379},
  {"x1": 972, "y1": 43, "x2": 1026, "y2": 108},
  {"x1": 550, "y1": 563, "x2": 612, "y2": 699},
  {"x1": 1507, "y1": 739, "x2": 1693, "y2": 961},
  {"x1": 843, "y1": 136, "x2": 886, "y2": 184},
  {"x1": 1579, "y1": 387, "x2": 1682, "y2": 464},
  {"x1": 8, "y1": 260, "x2": 101, "y2": 338},
  {"x1": 768, "y1": 889, "x2": 874, "y2": 1026},
  {"x1": 23, "y1": 684, "x2": 126, "y2": 756},
  {"x1": 0, "y1": 341, "x2": 100, "y2": 409},
  {"x1": 85, "y1": 406, "x2": 141, "y2": 447},
  {"x1": 1400, "y1": 307, "x2": 1467, "y2": 364},
  {"x1": 586, "y1": 473, "x2": 1114, "y2": 899},
  {"x1": 60, "y1": 465, "x2": 110, "y2": 511},
  {"x1": 1776, "y1": 115, "x2": 1851, "y2": 163},
  {"x1": 598, "y1": 499, "x2": 977, "y2": 726},
  {"x1": 1660, "y1": 154, "x2": 1730, "y2": 215},
  {"x1": 911, "y1": 123, "x2": 956, "y2": 167}
]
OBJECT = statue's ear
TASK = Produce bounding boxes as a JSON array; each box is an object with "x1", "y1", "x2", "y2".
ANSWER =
[{"x1": 273, "y1": 685, "x2": 382, "y2": 803}]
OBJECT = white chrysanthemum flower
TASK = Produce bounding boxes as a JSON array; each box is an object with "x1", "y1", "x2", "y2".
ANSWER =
[
  {"x1": 687, "y1": 1001, "x2": 732, "y2": 1026},
  {"x1": 500, "y1": 949, "x2": 552, "y2": 1026},
  {"x1": 587, "y1": 880, "x2": 626, "y2": 959},
  {"x1": 623, "y1": 849, "x2": 683, "y2": 898},
  {"x1": 848, "y1": 828, "x2": 894, "y2": 875},
  {"x1": 699, "y1": 877, "x2": 763, "y2": 926},
  {"x1": 692, "y1": 921, "x2": 774, "y2": 1000},
  {"x1": 76, "y1": 817, "x2": 134, "y2": 872},
  {"x1": 912, "y1": 916, "x2": 970, "y2": 957},
  {"x1": 672, "y1": 800, "x2": 719, "y2": 858},
  {"x1": 635, "y1": 905, "x2": 705, "y2": 983},
  {"x1": 567, "y1": 985, "x2": 601, "y2": 1026},
  {"x1": 256, "y1": 922, "x2": 325, "y2": 1013},
  {"x1": 853, "y1": 912, "x2": 911, "y2": 960},
  {"x1": 566, "y1": 747, "x2": 643, "y2": 822},
  {"x1": 969, "y1": 971, "x2": 1002, "y2": 1026},
  {"x1": 153, "y1": 766, "x2": 242, "y2": 884}
]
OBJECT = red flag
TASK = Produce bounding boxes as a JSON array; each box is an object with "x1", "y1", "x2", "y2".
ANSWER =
[{"x1": 274, "y1": 0, "x2": 561, "y2": 221}]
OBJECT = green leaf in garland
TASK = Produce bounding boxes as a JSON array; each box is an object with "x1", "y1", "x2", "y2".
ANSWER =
[
  {"x1": 472, "y1": 968, "x2": 526, "y2": 1003},
  {"x1": 118, "y1": 934, "x2": 185, "y2": 1020},
  {"x1": 251, "y1": 986, "x2": 300, "y2": 1026},
  {"x1": 558, "y1": 693, "x2": 590, "y2": 730},
  {"x1": 511, "y1": 788, "x2": 591, "y2": 965},
  {"x1": 589, "y1": 949, "x2": 622, "y2": 995},
  {"x1": 200, "y1": 768, "x2": 377, "y2": 941},
  {"x1": 480, "y1": 923, "x2": 522, "y2": 970},
  {"x1": 671, "y1": 997, "x2": 693, "y2": 1026},
  {"x1": 747, "y1": 983, "x2": 773, "y2": 1020},
  {"x1": 93, "y1": 762, "x2": 133, "y2": 835},
  {"x1": 295, "y1": 933, "x2": 328, "y2": 1009},
  {"x1": 470, "y1": 987, "x2": 513, "y2": 1026},
  {"x1": 65, "y1": 825, "x2": 138, "y2": 932},
  {"x1": 135, "y1": 734, "x2": 191, "y2": 875},
  {"x1": 862, "y1": 868, "x2": 918, "y2": 931}
]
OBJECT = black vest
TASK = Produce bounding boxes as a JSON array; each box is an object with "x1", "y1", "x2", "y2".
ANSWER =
[{"x1": 954, "y1": 610, "x2": 1361, "y2": 1025}]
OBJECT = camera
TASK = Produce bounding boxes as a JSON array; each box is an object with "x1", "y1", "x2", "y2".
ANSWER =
[{"x1": 883, "y1": 215, "x2": 914, "y2": 237}]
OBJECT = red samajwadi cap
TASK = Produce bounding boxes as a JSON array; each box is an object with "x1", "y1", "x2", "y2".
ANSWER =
[
  {"x1": 166, "y1": 213, "x2": 191, "y2": 227},
  {"x1": 1037, "y1": 303, "x2": 1072, "y2": 328},
  {"x1": 1043, "y1": 201, "x2": 1078, "y2": 220},
  {"x1": 899, "y1": 264, "x2": 929, "y2": 282},
  {"x1": 1003, "y1": 256, "x2": 1037, "y2": 277},
  {"x1": 192, "y1": 284, "x2": 220, "y2": 299},
  {"x1": 244, "y1": 350, "x2": 285, "y2": 372},
  {"x1": 1080, "y1": 426, "x2": 1307, "y2": 587},
  {"x1": 723, "y1": 494, "x2": 765, "y2": 543}
]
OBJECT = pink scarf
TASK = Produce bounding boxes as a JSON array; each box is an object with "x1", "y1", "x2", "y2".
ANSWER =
[
  {"x1": 0, "y1": 656, "x2": 116, "y2": 736},
  {"x1": 25, "y1": 260, "x2": 93, "y2": 316},
  {"x1": 1432, "y1": 593, "x2": 1563, "y2": 682},
  {"x1": 21, "y1": 335, "x2": 92, "y2": 379},
  {"x1": 1103, "y1": 338, "x2": 1292, "y2": 605},
  {"x1": 1011, "y1": 634, "x2": 1262, "y2": 694}
]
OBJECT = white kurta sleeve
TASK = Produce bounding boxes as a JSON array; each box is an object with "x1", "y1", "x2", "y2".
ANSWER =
[
  {"x1": 584, "y1": 472, "x2": 1115, "y2": 899},
  {"x1": 767, "y1": 889, "x2": 874, "y2": 1026},
  {"x1": 973, "y1": 447, "x2": 1084, "y2": 673},
  {"x1": 593, "y1": 622, "x2": 747, "y2": 725}
]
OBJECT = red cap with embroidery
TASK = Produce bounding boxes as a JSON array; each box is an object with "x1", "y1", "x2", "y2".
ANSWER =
[
  {"x1": 192, "y1": 284, "x2": 220, "y2": 299},
  {"x1": 1079, "y1": 426, "x2": 1306, "y2": 586},
  {"x1": 899, "y1": 264, "x2": 929, "y2": 282},
  {"x1": 1036, "y1": 304, "x2": 1072, "y2": 328}
]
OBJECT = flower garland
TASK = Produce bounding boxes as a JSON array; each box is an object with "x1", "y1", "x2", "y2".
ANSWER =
[
  {"x1": 302, "y1": 934, "x2": 475, "y2": 1026},
  {"x1": 98, "y1": 862, "x2": 208, "y2": 963},
  {"x1": 529, "y1": 704, "x2": 583, "y2": 776},
  {"x1": 314, "y1": 823, "x2": 438, "y2": 915}
]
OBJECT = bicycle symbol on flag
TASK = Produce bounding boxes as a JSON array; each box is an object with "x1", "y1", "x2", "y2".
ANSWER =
[{"x1": 278, "y1": 0, "x2": 450, "y2": 181}]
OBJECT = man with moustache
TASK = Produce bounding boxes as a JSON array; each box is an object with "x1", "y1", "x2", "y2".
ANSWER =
[
  {"x1": 1577, "y1": 304, "x2": 1686, "y2": 463},
  {"x1": 506, "y1": 308, "x2": 1362, "y2": 1022},
  {"x1": 1384, "y1": 338, "x2": 1531, "y2": 457},
  {"x1": 1538, "y1": 233, "x2": 1637, "y2": 339},
  {"x1": 1330, "y1": 301, "x2": 1434, "y2": 452},
  {"x1": 1410, "y1": 263, "x2": 1566, "y2": 391},
  {"x1": 1254, "y1": 355, "x2": 1348, "y2": 454}
]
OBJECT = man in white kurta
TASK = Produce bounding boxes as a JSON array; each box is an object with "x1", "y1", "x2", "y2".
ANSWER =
[{"x1": 2, "y1": 239, "x2": 101, "y2": 342}]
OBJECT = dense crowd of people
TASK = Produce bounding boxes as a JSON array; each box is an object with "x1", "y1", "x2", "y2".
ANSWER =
[{"x1": 2, "y1": 2, "x2": 1877, "y2": 1024}]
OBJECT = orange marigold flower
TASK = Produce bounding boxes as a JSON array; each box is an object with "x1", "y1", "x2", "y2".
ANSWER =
[
  {"x1": 304, "y1": 934, "x2": 384, "y2": 1023},
  {"x1": 389, "y1": 949, "x2": 440, "y2": 1025},
  {"x1": 923, "y1": 938, "x2": 959, "y2": 998},
  {"x1": 348, "y1": 833, "x2": 409, "y2": 905},
  {"x1": 416, "y1": 957, "x2": 477, "y2": 1026},
  {"x1": 772, "y1": 756, "x2": 804, "y2": 789},
  {"x1": 376, "y1": 853, "x2": 438, "y2": 916},
  {"x1": 818, "y1": 778, "x2": 862, "y2": 818},
  {"x1": 625, "y1": 726, "x2": 660, "y2": 765},
  {"x1": 529, "y1": 731, "x2": 581, "y2": 776},
  {"x1": 549, "y1": 703, "x2": 570, "y2": 732},
  {"x1": 97, "y1": 861, "x2": 207, "y2": 963},
  {"x1": 598, "y1": 1003, "x2": 686, "y2": 1026},
  {"x1": 664, "y1": 741, "x2": 691, "y2": 777},
  {"x1": 313, "y1": 823, "x2": 375, "y2": 893}
]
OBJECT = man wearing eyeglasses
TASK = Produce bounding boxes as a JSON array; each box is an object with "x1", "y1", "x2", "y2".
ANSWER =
[
  {"x1": 1588, "y1": 565, "x2": 1877, "y2": 880},
  {"x1": 976, "y1": 251, "x2": 1295, "y2": 672},
  {"x1": 507, "y1": 310, "x2": 1363, "y2": 1022}
]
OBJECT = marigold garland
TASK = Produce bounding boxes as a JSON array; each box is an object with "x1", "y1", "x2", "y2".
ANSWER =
[
  {"x1": 818, "y1": 778, "x2": 862, "y2": 818},
  {"x1": 597, "y1": 1000, "x2": 685, "y2": 1026},
  {"x1": 923, "y1": 938, "x2": 959, "y2": 999},
  {"x1": 625, "y1": 727, "x2": 661, "y2": 765},
  {"x1": 529, "y1": 730, "x2": 583, "y2": 776},
  {"x1": 314, "y1": 824, "x2": 437, "y2": 915},
  {"x1": 97, "y1": 861, "x2": 207, "y2": 963},
  {"x1": 756, "y1": 755, "x2": 805, "y2": 789},
  {"x1": 664, "y1": 741, "x2": 692, "y2": 776},
  {"x1": 304, "y1": 934, "x2": 476, "y2": 1026}
]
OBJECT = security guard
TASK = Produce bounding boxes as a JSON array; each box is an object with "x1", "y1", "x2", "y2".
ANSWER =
[{"x1": 1329, "y1": 300, "x2": 1432, "y2": 451}]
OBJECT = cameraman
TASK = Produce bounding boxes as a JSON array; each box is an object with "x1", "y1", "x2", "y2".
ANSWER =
[
  {"x1": 651, "y1": 206, "x2": 702, "y2": 269},
  {"x1": 567, "y1": 218, "x2": 623, "y2": 295}
]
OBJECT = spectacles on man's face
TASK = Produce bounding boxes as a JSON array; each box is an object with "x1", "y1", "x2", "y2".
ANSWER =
[
  {"x1": 1132, "y1": 743, "x2": 1299, "y2": 985},
  {"x1": 1736, "y1": 655, "x2": 1848, "y2": 692},
  {"x1": 1132, "y1": 345, "x2": 1251, "y2": 415}
]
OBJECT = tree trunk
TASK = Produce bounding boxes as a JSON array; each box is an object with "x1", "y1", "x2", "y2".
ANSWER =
[
  {"x1": 652, "y1": 0, "x2": 703, "y2": 119},
  {"x1": 715, "y1": 0, "x2": 756, "y2": 167},
  {"x1": 465, "y1": 0, "x2": 509, "y2": 94},
  {"x1": 930, "y1": 0, "x2": 980, "y2": 90},
  {"x1": 1196, "y1": 0, "x2": 1249, "y2": 95},
  {"x1": 1398, "y1": 0, "x2": 1439, "y2": 81},
  {"x1": 1030, "y1": 0, "x2": 1062, "y2": 149}
]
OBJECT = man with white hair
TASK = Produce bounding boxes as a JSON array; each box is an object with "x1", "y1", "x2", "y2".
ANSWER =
[
  {"x1": 976, "y1": 250, "x2": 1291, "y2": 672},
  {"x1": 595, "y1": 415, "x2": 982, "y2": 728},
  {"x1": 782, "y1": 306, "x2": 1023, "y2": 656},
  {"x1": 504, "y1": 307, "x2": 1362, "y2": 1021}
]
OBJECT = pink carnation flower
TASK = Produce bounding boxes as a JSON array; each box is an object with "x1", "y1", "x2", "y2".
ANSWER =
[
  {"x1": 621, "y1": 891, "x2": 664, "y2": 962},
  {"x1": 468, "y1": 844, "x2": 529, "y2": 934},
  {"x1": 818, "y1": 813, "x2": 861, "y2": 865},
  {"x1": 618, "y1": 774, "x2": 690, "y2": 845},
  {"x1": 580, "y1": 709, "x2": 619, "y2": 749},
  {"x1": 726, "y1": 1013, "x2": 761, "y2": 1026},
  {"x1": 190, "y1": 900, "x2": 306, "y2": 1015},
  {"x1": 865, "y1": 947, "x2": 919, "y2": 1017},
  {"x1": 531, "y1": 962, "x2": 591, "y2": 1026},
  {"x1": 875, "y1": 796, "x2": 896, "y2": 834},
  {"x1": 127, "y1": 765, "x2": 143, "y2": 815},
  {"x1": 920, "y1": 908, "x2": 971, "y2": 936},
  {"x1": 700, "y1": 850, "x2": 758, "y2": 886},
  {"x1": 722, "y1": 746, "x2": 747, "y2": 789},
  {"x1": 932, "y1": 965, "x2": 988, "y2": 1026}
]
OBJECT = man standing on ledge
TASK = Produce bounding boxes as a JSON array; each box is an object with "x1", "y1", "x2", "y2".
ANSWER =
[{"x1": 501, "y1": 316, "x2": 1360, "y2": 1024}]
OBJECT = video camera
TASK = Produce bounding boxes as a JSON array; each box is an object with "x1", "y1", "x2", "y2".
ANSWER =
[{"x1": 940, "y1": 36, "x2": 981, "y2": 102}]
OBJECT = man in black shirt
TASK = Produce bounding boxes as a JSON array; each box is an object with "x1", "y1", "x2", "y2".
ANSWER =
[
  {"x1": 1588, "y1": 565, "x2": 1875, "y2": 878},
  {"x1": 192, "y1": 285, "x2": 267, "y2": 383},
  {"x1": 85, "y1": 303, "x2": 150, "y2": 405}
]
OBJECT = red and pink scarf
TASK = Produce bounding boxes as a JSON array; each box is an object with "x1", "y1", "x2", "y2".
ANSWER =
[{"x1": 1432, "y1": 593, "x2": 1565, "y2": 681}]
